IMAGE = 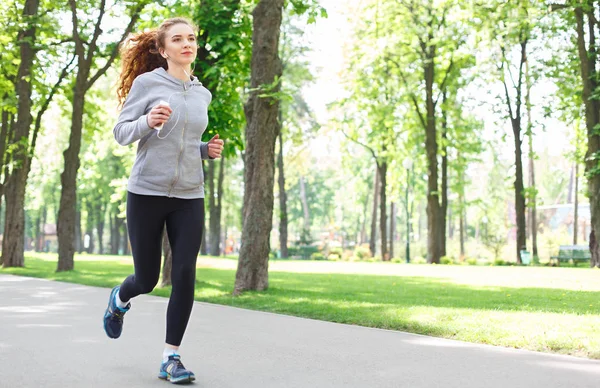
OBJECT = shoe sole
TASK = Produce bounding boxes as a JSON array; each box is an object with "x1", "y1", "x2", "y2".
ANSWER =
[
  {"x1": 103, "y1": 286, "x2": 121, "y2": 339},
  {"x1": 158, "y1": 372, "x2": 196, "y2": 384}
]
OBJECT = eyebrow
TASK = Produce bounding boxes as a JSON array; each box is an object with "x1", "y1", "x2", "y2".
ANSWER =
[{"x1": 170, "y1": 34, "x2": 196, "y2": 38}]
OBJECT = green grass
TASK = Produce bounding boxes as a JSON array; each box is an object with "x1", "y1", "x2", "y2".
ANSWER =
[{"x1": 3, "y1": 252, "x2": 600, "y2": 359}]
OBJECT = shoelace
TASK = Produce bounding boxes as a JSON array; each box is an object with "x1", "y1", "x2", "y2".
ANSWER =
[
  {"x1": 169, "y1": 357, "x2": 186, "y2": 372},
  {"x1": 112, "y1": 309, "x2": 125, "y2": 321}
]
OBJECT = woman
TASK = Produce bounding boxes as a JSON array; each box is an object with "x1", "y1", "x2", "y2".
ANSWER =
[{"x1": 103, "y1": 17, "x2": 224, "y2": 384}]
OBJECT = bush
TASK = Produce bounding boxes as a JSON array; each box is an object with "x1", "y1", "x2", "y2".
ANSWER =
[
  {"x1": 440, "y1": 256, "x2": 453, "y2": 265},
  {"x1": 329, "y1": 247, "x2": 343, "y2": 257},
  {"x1": 412, "y1": 257, "x2": 427, "y2": 264},
  {"x1": 328, "y1": 253, "x2": 341, "y2": 261},
  {"x1": 311, "y1": 252, "x2": 326, "y2": 261},
  {"x1": 493, "y1": 258, "x2": 506, "y2": 266},
  {"x1": 353, "y1": 244, "x2": 372, "y2": 260},
  {"x1": 288, "y1": 245, "x2": 320, "y2": 260},
  {"x1": 466, "y1": 257, "x2": 477, "y2": 266}
]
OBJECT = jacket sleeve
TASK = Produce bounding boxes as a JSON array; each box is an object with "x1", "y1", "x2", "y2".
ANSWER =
[
  {"x1": 113, "y1": 77, "x2": 154, "y2": 146},
  {"x1": 200, "y1": 141, "x2": 214, "y2": 160}
]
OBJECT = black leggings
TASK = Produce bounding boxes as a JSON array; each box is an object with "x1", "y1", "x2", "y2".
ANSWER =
[{"x1": 119, "y1": 192, "x2": 204, "y2": 346}]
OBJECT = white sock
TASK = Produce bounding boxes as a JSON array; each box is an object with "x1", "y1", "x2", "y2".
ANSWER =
[
  {"x1": 115, "y1": 291, "x2": 129, "y2": 309},
  {"x1": 163, "y1": 347, "x2": 179, "y2": 363}
]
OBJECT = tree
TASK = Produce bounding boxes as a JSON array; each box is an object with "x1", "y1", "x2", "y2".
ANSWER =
[
  {"x1": 193, "y1": 0, "x2": 252, "y2": 258},
  {"x1": 234, "y1": 0, "x2": 284, "y2": 294},
  {"x1": 56, "y1": 0, "x2": 146, "y2": 271},
  {"x1": 384, "y1": 0, "x2": 466, "y2": 263},
  {"x1": 2, "y1": 0, "x2": 73, "y2": 267},
  {"x1": 550, "y1": 1, "x2": 600, "y2": 267}
]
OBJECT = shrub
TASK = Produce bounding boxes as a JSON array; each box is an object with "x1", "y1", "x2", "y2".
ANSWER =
[
  {"x1": 466, "y1": 257, "x2": 477, "y2": 266},
  {"x1": 353, "y1": 244, "x2": 372, "y2": 260},
  {"x1": 412, "y1": 257, "x2": 427, "y2": 264},
  {"x1": 311, "y1": 252, "x2": 325, "y2": 261},
  {"x1": 328, "y1": 253, "x2": 341, "y2": 261},
  {"x1": 440, "y1": 256, "x2": 453, "y2": 265},
  {"x1": 493, "y1": 258, "x2": 506, "y2": 266}
]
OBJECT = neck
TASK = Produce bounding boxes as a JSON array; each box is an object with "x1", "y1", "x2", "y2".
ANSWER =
[{"x1": 166, "y1": 62, "x2": 192, "y2": 82}]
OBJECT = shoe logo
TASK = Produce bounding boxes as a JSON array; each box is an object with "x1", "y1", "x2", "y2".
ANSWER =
[{"x1": 167, "y1": 363, "x2": 175, "y2": 374}]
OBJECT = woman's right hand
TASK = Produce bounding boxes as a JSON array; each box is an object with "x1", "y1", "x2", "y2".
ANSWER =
[{"x1": 147, "y1": 103, "x2": 173, "y2": 128}]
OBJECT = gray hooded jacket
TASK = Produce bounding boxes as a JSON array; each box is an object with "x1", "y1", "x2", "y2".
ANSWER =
[{"x1": 113, "y1": 67, "x2": 212, "y2": 199}]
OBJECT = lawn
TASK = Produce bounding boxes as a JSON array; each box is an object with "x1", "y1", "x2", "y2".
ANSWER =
[{"x1": 2, "y1": 252, "x2": 600, "y2": 359}]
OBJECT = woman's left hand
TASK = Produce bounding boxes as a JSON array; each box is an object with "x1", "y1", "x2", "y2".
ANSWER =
[{"x1": 207, "y1": 134, "x2": 224, "y2": 159}]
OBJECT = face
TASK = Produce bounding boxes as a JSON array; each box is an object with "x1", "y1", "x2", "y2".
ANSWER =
[{"x1": 161, "y1": 23, "x2": 198, "y2": 66}]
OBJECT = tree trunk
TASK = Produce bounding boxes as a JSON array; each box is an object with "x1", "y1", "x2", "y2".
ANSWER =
[
  {"x1": 97, "y1": 209, "x2": 105, "y2": 254},
  {"x1": 1, "y1": 0, "x2": 40, "y2": 268},
  {"x1": 370, "y1": 167, "x2": 380, "y2": 256},
  {"x1": 574, "y1": 163, "x2": 579, "y2": 245},
  {"x1": 378, "y1": 162, "x2": 388, "y2": 260},
  {"x1": 200, "y1": 162, "x2": 208, "y2": 255},
  {"x1": 360, "y1": 188, "x2": 370, "y2": 245},
  {"x1": 75, "y1": 208, "x2": 83, "y2": 253},
  {"x1": 216, "y1": 156, "x2": 225, "y2": 255},
  {"x1": 441, "y1": 92, "x2": 449, "y2": 258},
  {"x1": 208, "y1": 159, "x2": 219, "y2": 256},
  {"x1": 389, "y1": 202, "x2": 395, "y2": 259},
  {"x1": 459, "y1": 197, "x2": 465, "y2": 258},
  {"x1": 512, "y1": 117, "x2": 526, "y2": 264},
  {"x1": 161, "y1": 228, "x2": 172, "y2": 287},
  {"x1": 57, "y1": 81, "x2": 86, "y2": 270},
  {"x1": 425, "y1": 45, "x2": 441, "y2": 264},
  {"x1": 85, "y1": 203, "x2": 94, "y2": 254},
  {"x1": 57, "y1": 0, "x2": 143, "y2": 271},
  {"x1": 299, "y1": 175, "x2": 310, "y2": 233},
  {"x1": 123, "y1": 222, "x2": 130, "y2": 255},
  {"x1": 277, "y1": 129, "x2": 288, "y2": 258},
  {"x1": 525, "y1": 52, "x2": 538, "y2": 257},
  {"x1": 234, "y1": 0, "x2": 284, "y2": 294}
]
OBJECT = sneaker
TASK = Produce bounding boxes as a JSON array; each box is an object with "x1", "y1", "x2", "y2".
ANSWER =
[
  {"x1": 103, "y1": 286, "x2": 130, "y2": 339},
  {"x1": 158, "y1": 355, "x2": 196, "y2": 384}
]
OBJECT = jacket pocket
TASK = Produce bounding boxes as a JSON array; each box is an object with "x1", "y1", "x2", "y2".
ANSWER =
[
  {"x1": 176, "y1": 145, "x2": 203, "y2": 190},
  {"x1": 139, "y1": 143, "x2": 175, "y2": 188}
]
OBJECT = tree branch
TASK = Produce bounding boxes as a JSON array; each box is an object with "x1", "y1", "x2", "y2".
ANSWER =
[
  {"x1": 387, "y1": 55, "x2": 427, "y2": 129},
  {"x1": 500, "y1": 59, "x2": 515, "y2": 120},
  {"x1": 68, "y1": 0, "x2": 86, "y2": 60},
  {"x1": 501, "y1": 45, "x2": 518, "y2": 92},
  {"x1": 30, "y1": 54, "x2": 76, "y2": 157},
  {"x1": 434, "y1": 55, "x2": 454, "y2": 107},
  {"x1": 86, "y1": 3, "x2": 146, "y2": 90},
  {"x1": 87, "y1": 0, "x2": 107, "y2": 64},
  {"x1": 340, "y1": 127, "x2": 378, "y2": 161}
]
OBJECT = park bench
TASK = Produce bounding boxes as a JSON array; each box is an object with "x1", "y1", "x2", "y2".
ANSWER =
[{"x1": 550, "y1": 245, "x2": 591, "y2": 266}]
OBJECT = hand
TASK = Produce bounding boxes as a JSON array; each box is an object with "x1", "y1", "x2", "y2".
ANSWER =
[
  {"x1": 207, "y1": 134, "x2": 224, "y2": 159},
  {"x1": 147, "y1": 103, "x2": 172, "y2": 128}
]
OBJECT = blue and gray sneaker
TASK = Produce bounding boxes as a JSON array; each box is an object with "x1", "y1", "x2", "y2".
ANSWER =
[
  {"x1": 103, "y1": 286, "x2": 130, "y2": 339},
  {"x1": 158, "y1": 355, "x2": 196, "y2": 384}
]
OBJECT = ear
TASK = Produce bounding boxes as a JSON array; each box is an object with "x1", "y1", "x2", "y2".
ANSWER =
[{"x1": 159, "y1": 49, "x2": 169, "y2": 59}]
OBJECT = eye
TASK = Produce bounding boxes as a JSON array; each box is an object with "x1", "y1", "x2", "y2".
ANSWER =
[{"x1": 190, "y1": 37, "x2": 196, "y2": 41}]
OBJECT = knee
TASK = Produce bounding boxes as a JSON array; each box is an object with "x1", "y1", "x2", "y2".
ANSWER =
[
  {"x1": 138, "y1": 279, "x2": 157, "y2": 294},
  {"x1": 172, "y1": 263, "x2": 196, "y2": 286}
]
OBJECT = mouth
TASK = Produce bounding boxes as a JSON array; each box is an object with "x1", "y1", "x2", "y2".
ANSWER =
[{"x1": 182, "y1": 52, "x2": 193, "y2": 55}]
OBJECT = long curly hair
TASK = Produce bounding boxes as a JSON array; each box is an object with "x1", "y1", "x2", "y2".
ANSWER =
[{"x1": 116, "y1": 17, "x2": 198, "y2": 107}]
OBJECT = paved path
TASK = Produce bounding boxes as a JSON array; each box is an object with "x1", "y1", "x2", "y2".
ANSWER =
[{"x1": 0, "y1": 274, "x2": 598, "y2": 387}]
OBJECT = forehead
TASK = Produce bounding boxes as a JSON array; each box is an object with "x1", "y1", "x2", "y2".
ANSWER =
[{"x1": 166, "y1": 23, "x2": 195, "y2": 37}]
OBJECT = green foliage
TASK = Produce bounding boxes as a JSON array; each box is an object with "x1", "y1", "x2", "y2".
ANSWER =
[
  {"x1": 193, "y1": 0, "x2": 253, "y2": 156},
  {"x1": 440, "y1": 256, "x2": 454, "y2": 265}
]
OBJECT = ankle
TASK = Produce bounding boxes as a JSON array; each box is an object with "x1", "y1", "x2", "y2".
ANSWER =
[
  {"x1": 163, "y1": 345, "x2": 179, "y2": 362},
  {"x1": 115, "y1": 289, "x2": 129, "y2": 309}
]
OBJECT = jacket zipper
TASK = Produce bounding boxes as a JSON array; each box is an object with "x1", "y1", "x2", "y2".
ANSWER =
[{"x1": 167, "y1": 89, "x2": 188, "y2": 197}]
